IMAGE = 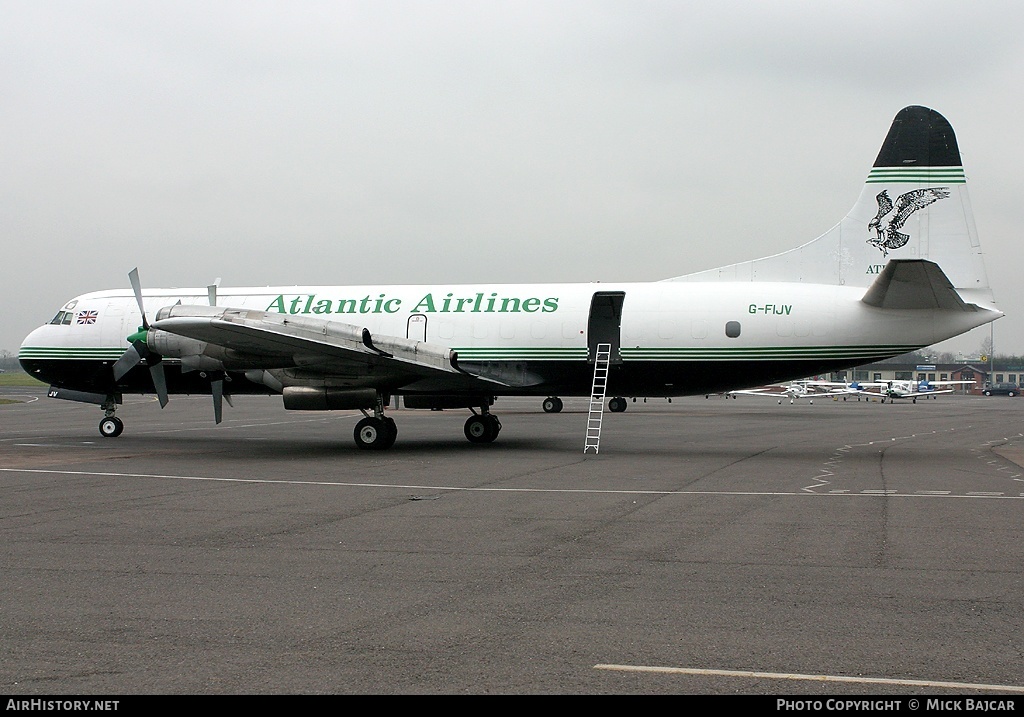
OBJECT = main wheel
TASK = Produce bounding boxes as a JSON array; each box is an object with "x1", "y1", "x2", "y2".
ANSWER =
[
  {"x1": 354, "y1": 417, "x2": 395, "y2": 450},
  {"x1": 608, "y1": 396, "x2": 628, "y2": 412},
  {"x1": 465, "y1": 414, "x2": 500, "y2": 443},
  {"x1": 542, "y1": 396, "x2": 563, "y2": 413},
  {"x1": 99, "y1": 416, "x2": 124, "y2": 438},
  {"x1": 381, "y1": 417, "x2": 398, "y2": 449}
]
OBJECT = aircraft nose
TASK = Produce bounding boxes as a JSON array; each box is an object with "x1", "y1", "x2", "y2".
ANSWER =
[
  {"x1": 20, "y1": 324, "x2": 43, "y2": 350},
  {"x1": 18, "y1": 324, "x2": 55, "y2": 369}
]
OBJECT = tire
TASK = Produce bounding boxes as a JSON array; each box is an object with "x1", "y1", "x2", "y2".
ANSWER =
[
  {"x1": 381, "y1": 417, "x2": 398, "y2": 449},
  {"x1": 354, "y1": 417, "x2": 394, "y2": 450},
  {"x1": 465, "y1": 414, "x2": 500, "y2": 443},
  {"x1": 1010, "y1": 392, "x2": 1016, "y2": 397},
  {"x1": 984, "y1": 390, "x2": 992, "y2": 396},
  {"x1": 99, "y1": 416, "x2": 124, "y2": 438},
  {"x1": 542, "y1": 397, "x2": 563, "y2": 413},
  {"x1": 608, "y1": 397, "x2": 627, "y2": 413}
]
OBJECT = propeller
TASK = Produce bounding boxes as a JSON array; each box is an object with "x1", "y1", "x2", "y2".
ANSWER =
[
  {"x1": 206, "y1": 277, "x2": 231, "y2": 424},
  {"x1": 208, "y1": 277, "x2": 220, "y2": 307},
  {"x1": 207, "y1": 370, "x2": 234, "y2": 425},
  {"x1": 111, "y1": 268, "x2": 169, "y2": 407}
]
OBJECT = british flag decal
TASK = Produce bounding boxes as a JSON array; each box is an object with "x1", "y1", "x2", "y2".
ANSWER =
[{"x1": 76, "y1": 310, "x2": 98, "y2": 325}]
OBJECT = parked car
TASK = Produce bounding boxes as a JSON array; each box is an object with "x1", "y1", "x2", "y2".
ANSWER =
[{"x1": 983, "y1": 383, "x2": 1019, "y2": 396}]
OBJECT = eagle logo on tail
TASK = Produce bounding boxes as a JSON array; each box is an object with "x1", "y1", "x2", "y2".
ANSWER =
[{"x1": 867, "y1": 187, "x2": 950, "y2": 256}]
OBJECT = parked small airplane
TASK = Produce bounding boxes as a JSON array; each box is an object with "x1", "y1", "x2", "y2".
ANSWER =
[
  {"x1": 804, "y1": 379, "x2": 875, "y2": 400},
  {"x1": 862, "y1": 379, "x2": 975, "y2": 403},
  {"x1": 730, "y1": 381, "x2": 819, "y2": 404},
  {"x1": 19, "y1": 106, "x2": 1002, "y2": 448}
]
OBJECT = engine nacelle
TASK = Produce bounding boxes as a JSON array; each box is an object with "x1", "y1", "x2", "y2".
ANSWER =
[
  {"x1": 282, "y1": 387, "x2": 379, "y2": 411},
  {"x1": 146, "y1": 329, "x2": 207, "y2": 360},
  {"x1": 147, "y1": 329, "x2": 279, "y2": 370}
]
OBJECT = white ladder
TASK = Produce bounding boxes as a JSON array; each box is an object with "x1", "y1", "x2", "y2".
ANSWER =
[{"x1": 584, "y1": 343, "x2": 612, "y2": 454}]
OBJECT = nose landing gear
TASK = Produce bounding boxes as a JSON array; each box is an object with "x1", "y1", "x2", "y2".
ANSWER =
[{"x1": 98, "y1": 396, "x2": 123, "y2": 438}]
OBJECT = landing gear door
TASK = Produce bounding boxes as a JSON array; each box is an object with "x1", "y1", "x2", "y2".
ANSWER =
[{"x1": 588, "y1": 291, "x2": 624, "y2": 364}]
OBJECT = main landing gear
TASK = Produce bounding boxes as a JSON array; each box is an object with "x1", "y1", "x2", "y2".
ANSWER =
[
  {"x1": 542, "y1": 396, "x2": 563, "y2": 413},
  {"x1": 542, "y1": 396, "x2": 631, "y2": 412},
  {"x1": 98, "y1": 396, "x2": 124, "y2": 438},
  {"x1": 464, "y1": 409, "x2": 502, "y2": 444},
  {"x1": 352, "y1": 395, "x2": 502, "y2": 449},
  {"x1": 608, "y1": 396, "x2": 628, "y2": 412},
  {"x1": 353, "y1": 394, "x2": 398, "y2": 450}
]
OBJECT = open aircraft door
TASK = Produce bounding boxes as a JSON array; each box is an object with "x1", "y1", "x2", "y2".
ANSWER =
[{"x1": 587, "y1": 291, "x2": 624, "y2": 364}]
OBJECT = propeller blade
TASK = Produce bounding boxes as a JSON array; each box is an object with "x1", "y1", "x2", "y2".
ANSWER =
[
  {"x1": 112, "y1": 343, "x2": 143, "y2": 381},
  {"x1": 128, "y1": 267, "x2": 149, "y2": 329},
  {"x1": 117, "y1": 269, "x2": 169, "y2": 409},
  {"x1": 211, "y1": 377, "x2": 224, "y2": 424},
  {"x1": 149, "y1": 358, "x2": 169, "y2": 408}
]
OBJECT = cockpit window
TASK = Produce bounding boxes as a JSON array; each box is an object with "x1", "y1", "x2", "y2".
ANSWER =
[{"x1": 49, "y1": 310, "x2": 75, "y2": 325}]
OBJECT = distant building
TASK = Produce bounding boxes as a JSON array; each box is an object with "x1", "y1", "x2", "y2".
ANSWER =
[{"x1": 827, "y1": 361, "x2": 1023, "y2": 394}]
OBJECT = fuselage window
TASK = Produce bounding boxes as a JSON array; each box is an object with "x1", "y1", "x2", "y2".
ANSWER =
[{"x1": 725, "y1": 321, "x2": 741, "y2": 338}]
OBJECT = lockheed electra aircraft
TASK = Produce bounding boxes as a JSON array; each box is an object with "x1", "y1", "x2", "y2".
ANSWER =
[{"x1": 19, "y1": 106, "x2": 1001, "y2": 449}]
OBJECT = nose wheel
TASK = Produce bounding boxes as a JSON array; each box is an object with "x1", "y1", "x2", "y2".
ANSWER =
[
  {"x1": 98, "y1": 396, "x2": 124, "y2": 438},
  {"x1": 99, "y1": 416, "x2": 124, "y2": 438}
]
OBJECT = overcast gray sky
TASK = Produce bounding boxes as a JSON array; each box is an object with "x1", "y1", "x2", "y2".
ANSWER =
[{"x1": 3, "y1": 1, "x2": 1022, "y2": 359}]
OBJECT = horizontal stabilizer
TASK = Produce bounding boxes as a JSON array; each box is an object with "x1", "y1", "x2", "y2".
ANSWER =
[{"x1": 860, "y1": 259, "x2": 972, "y2": 311}]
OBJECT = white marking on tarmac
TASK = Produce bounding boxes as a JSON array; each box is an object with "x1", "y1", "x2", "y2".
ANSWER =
[
  {"x1": 593, "y1": 664, "x2": 1024, "y2": 692},
  {"x1": 1, "y1": 467, "x2": 1023, "y2": 499},
  {"x1": 14, "y1": 443, "x2": 101, "y2": 448}
]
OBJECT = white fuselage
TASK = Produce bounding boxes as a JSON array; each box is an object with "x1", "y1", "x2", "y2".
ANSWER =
[{"x1": 21, "y1": 279, "x2": 994, "y2": 398}]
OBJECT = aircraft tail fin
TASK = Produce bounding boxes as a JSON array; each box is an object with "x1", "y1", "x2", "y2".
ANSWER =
[{"x1": 666, "y1": 106, "x2": 996, "y2": 309}]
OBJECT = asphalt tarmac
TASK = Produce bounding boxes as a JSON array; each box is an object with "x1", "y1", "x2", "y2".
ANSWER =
[{"x1": 2, "y1": 386, "x2": 1023, "y2": 696}]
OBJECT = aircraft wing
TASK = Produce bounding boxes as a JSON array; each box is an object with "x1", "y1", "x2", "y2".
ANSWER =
[
  {"x1": 730, "y1": 388, "x2": 798, "y2": 398},
  {"x1": 805, "y1": 380, "x2": 882, "y2": 391},
  {"x1": 150, "y1": 305, "x2": 514, "y2": 390},
  {"x1": 862, "y1": 388, "x2": 954, "y2": 399}
]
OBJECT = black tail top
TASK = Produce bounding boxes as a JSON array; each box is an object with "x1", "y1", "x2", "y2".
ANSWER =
[{"x1": 873, "y1": 106, "x2": 962, "y2": 168}]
